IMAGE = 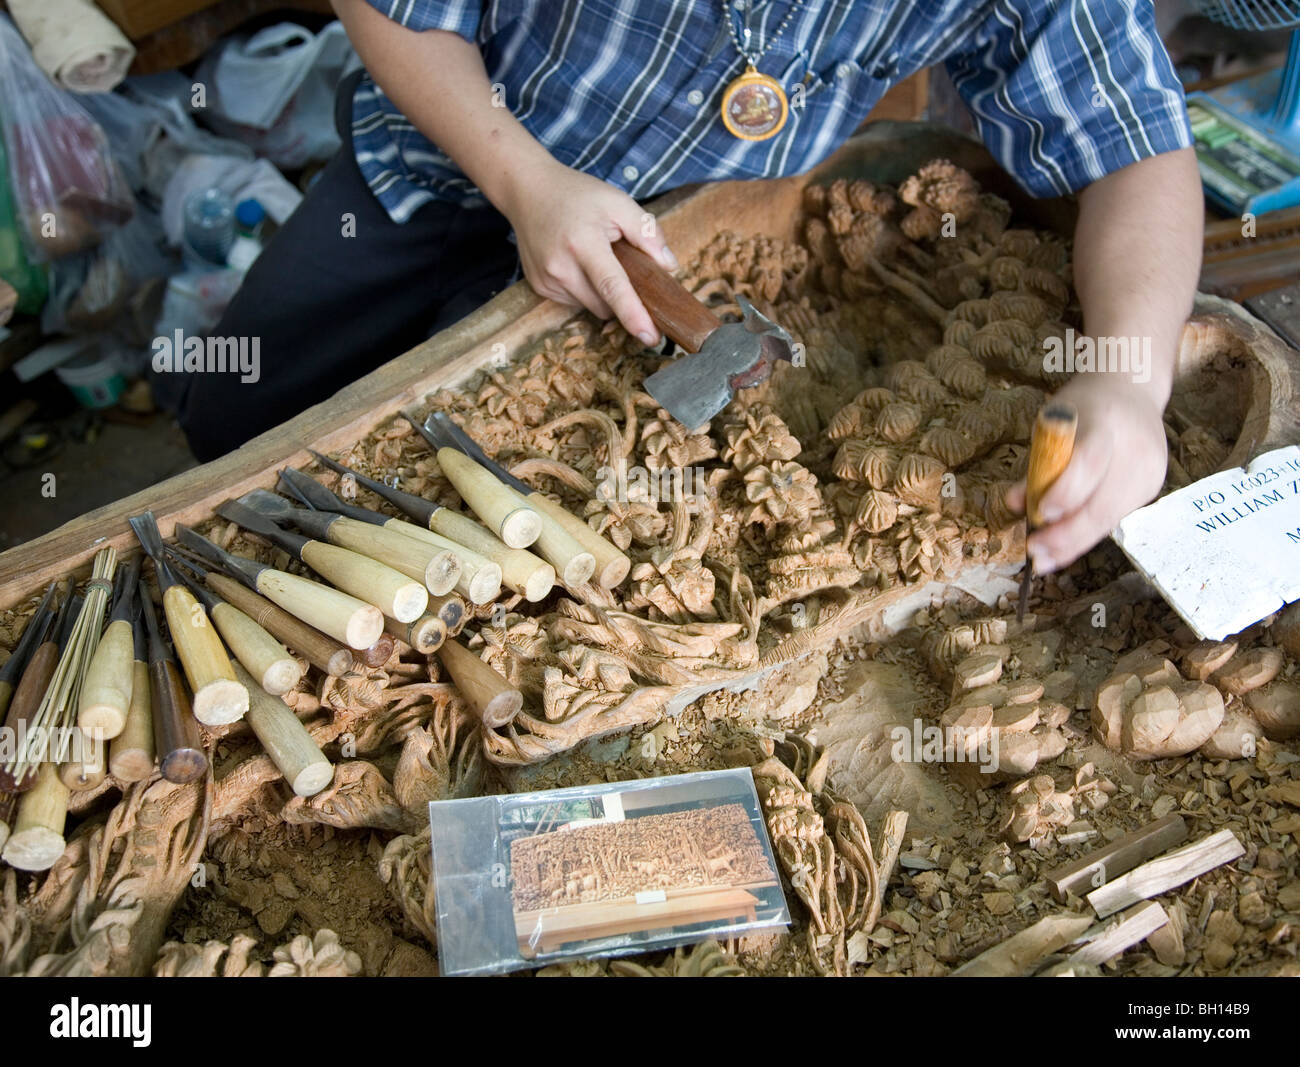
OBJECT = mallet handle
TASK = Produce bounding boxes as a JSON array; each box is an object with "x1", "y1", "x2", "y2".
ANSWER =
[{"x1": 612, "y1": 239, "x2": 721, "y2": 352}]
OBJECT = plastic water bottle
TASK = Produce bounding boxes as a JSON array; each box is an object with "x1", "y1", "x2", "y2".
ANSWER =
[
  {"x1": 183, "y1": 188, "x2": 235, "y2": 266},
  {"x1": 227, "y1": 199, "x2": 266, "y2": 273}
]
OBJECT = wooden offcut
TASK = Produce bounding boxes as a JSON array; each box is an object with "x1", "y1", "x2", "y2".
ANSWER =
[
  {"x1": 1045, "y1": 813, "x2": 1189, "y2": 902},
  {"x1": 1086, "y1": 829, "x2": 1245, "y2": 918}
]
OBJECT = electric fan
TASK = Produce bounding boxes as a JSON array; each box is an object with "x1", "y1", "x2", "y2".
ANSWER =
[{"x1": 1185, "y1": 0, "x2": 1300, "y2": 213}]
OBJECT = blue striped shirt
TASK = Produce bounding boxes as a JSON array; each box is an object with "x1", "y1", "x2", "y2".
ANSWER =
[{"x1": 351, "y1": 0, "x2": 1192, "y2": 223}]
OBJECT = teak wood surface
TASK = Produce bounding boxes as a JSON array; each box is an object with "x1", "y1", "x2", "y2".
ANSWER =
[{"x1": 0, "y1": 122, "x2": 1296, "y2": 612}]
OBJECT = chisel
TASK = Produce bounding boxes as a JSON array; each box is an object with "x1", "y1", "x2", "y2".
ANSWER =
[
  {"x1": 217, "y1": 499, "x2": 428, "y2": 624},
  {"x1": 174, "y1": 525, "x2": 383, "y2": 652},
  {"x1": 243, "y1": 481, "x2": 465, "y2": 599},
  {"x1": 109, "y1": 607, "x2": 155, "y2": 782},
  {"x1": 57, "y1": 728, "x2": 106, "y2": 791},
  {"x1": 0, "y1": 791, "x2": 15, "y2": 854},
  {"x1": 419, "y1": 413, "x2": 623, "y2": 588},
  {"x1": 1, "y1": 760, "x2": 68, "y2": 871},
  {"x1": 391, "y1": 416, "x2": 543, "y2": 551},
  {"x1": 437, "y1": 637, "x2": 523, "y2": 728},
  {"x1": 166, "y1": 545, "x2": 355, "y2": 677},
  {"x1": 1017, "y1": 404, "x2": 1079, "y2": 623},
  {"x1": 0, "y1": 582, "x2": 57, "y2": 724},
  {"x1": 277, "y1": 469, "x2": 504, "y2": 604},
  {"x1": 78, "y1": 557, "x2": 140, "y2": 740},
  {"x1": 139, "y1": 578, "x2": 207, "y2": 784},
  {"x1": 169, "y1": 561, "x2": 303, "y2": 696},
  {"x1": 131, "y1": 512, "x2": 249, "y2": 726},
  {"x1": 0, "y1": 587, "x2": 72, "y2": 792},
  {"x1": 233, "y1": 662, "x2": 333, "y2": 796},
  {"x1": 307, "y1": 452, "x2": 554, "y2": 602},
  {"x1": 385, "y1": 610, "x2": 447, "y2": 654},
  {"x1": 429, "y1": 594, "x2": 467, "y2": 636}
]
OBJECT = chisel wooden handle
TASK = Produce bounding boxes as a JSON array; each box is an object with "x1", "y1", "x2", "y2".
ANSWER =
[
  {"x1": 429, "y1": 594, "x2": 466, "y2": 637},
  {"x1": 503, "y1": 484, "x2": 595, "y2": 587},
  {"x1": 438, "y1": 638, "x2": 522, "y2": 728},
  {"x1": 162, "y1": 584, "x2": 248, "y2": 726},
  {"x1": 385, "y1": 611, "x2": 447, "y2": 654},
  {"x1": 299, "y1": 540, "x2": 427, "y2": 623},
  {"x1": 523, "y1": 491, "x2": 630, "y2": 588},
  {"x1": 253, "y1": 568, "x2": 383, "y2": 651},
  {"x1": 58, "y1": 730, "x2": 106, "y2": 791},
  {"x1": 233, "y1": 663, "x2": 333, "y2": 796},
  {"x1": 326, "y1": 517, "x2": 461, "y2": 596},
  {"x1": 151, "y1": 657, "x2": 207, "y2": 784},
  {"x1": 436, "y1": 447, "x2": 542, "y2": 549},
  {"x1": 110, "y1": 659, "x2": 155, "y2": 781},
  {"x1": 0, "y1": 791, "x2": 15, "y2": 854},
  {"x1": 423, "y1": 511, "x2": 554, "y2": 602},
  {"x1": 78, "y1": 617, "x2": 135, "y2": 739},
  {"x1": 387, "y1": 523, "x2": 502, "y2": 604},
  {"x1": 206, "y1": 574, "x2": 354, "y2": 676},
  {"x1": 0, "y1": 640, "x2": 58, "y2": 792},
  {"x1": 1026, "y1": 404, "x2": 1079, "y2": 528},
  {"x1": 1, "y1": 761, "x2": 67, "y2": 871},
  {"x1": 612, "y1": 240, "x2": 721, "y2": 352},
  {"x1": 361, "y1": 632, "x2": 396, "y2": 668},
  {"x1": 209, "y1": 601, "x2": 302, "y2": 696}
]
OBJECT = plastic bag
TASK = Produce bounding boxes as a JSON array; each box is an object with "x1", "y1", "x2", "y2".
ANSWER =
[
  {"x1": 196, "y1": 22, "x2": 358, "y2": 169},
  {"x1": 0, "y1": 14, "x2": 134, "y2": 261},
  {"x1": 78, "y1": 74, "x2": 254, "y2": 202},
  {"x1": 0, "y1": 113, "x2": 47, "y2": 315}
]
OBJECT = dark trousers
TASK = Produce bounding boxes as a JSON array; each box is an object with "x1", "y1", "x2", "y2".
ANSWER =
[{"x1": 175, "y1": 71, "x2": 520, "y2": 461}]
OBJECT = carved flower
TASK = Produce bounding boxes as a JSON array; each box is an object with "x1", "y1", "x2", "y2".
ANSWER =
[
  {"x1": 854, "y1": 488, "x2": 899, "y2": 534},
  {"x1": 722, "y1": 407, "x2": 802, "y2": 473},
  {"x1": 477, "y1": 369, "x2": 549, "y2": 426},
  {"x1": 641, "y1": 410, "x2": 719, "y2": 469},
  {"x1": 630, "y1": 546, "x2": 717, "y2": 621},
  {"x1": 893, "y1": 451, "x2": 946, "y2": 508},
  {"x1": 875, "y1": 401, "x2": 923, "y2": 444},
  {"x1": 743, "y1": 461, "x2": 821, "y2": 528},
  {"x1": 900, "y1": 160, "x2": 981, "y2": 222},
  {"x1": 267, "y1": 930, "x2": 363, "y2": 977},
  {"x1": 475, "y1": 614, "x2": 549, "y2": 689},
  {"x1": 918, "y1": 426, "x2": 976, "y2": 467},
  {"x1": 583, "y1": 497, "x2": 664, "y2": 550}
]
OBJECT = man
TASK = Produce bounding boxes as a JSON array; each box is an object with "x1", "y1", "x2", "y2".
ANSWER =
[{"x1": 177, "y1": 0, "x2": 1203, "y2": 580}]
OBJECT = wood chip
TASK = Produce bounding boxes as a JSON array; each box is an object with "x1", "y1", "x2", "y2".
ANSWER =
[
  {"x1": 1068, "y1": 901, "x2": 1169, "y2": 966},
  {"x1": 951, "y1": 913, "x2": 1095, "y2": 977},
  {"x1": 1044, "y1": 814, "x2": 1189, "y2": 903},
  {"x1": 1086, "y1": 829, "x2": 1246, "y2": 918},
  {"x1": 1146, "y1": 902, "x2": 1185, "y2": 965}
]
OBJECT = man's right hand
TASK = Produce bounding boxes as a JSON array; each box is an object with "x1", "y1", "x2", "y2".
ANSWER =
[{"x1": 500, "y1": 157, "x2": 678, "y2": 347}]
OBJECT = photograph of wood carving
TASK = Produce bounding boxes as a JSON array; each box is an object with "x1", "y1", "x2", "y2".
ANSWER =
[{"x1": 0, "y1": 0, "x2": 1298, "y2": 1010}]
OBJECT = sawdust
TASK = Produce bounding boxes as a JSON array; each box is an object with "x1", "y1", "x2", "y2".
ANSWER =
[{"x1": 1, "y1": 159, "x2": 1297, "y2": 977}]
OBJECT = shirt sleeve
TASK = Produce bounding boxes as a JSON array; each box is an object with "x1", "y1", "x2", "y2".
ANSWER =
[
  {"x1": 361, "y1": 0, "x2": 481, "y2": 40},
  {"x1": 943, "y1": 0, "x2": 1193, "y2": 197}
]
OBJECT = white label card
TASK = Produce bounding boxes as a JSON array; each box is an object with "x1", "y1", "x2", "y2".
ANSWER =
[{"x1": 1113, "y1": 445, "x2": 1300, "y2": 641}]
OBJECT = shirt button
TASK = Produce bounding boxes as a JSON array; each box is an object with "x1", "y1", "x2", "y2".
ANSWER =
[
  {"x1": 837, "y1": 62, "x2": 854, "y2": 78},
  {"x1": 623, "y1": 165, "x2": 639, "y2": 181},
  {"x1": 687, "y1": 89, "x2": 704, "y2": 106}
]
